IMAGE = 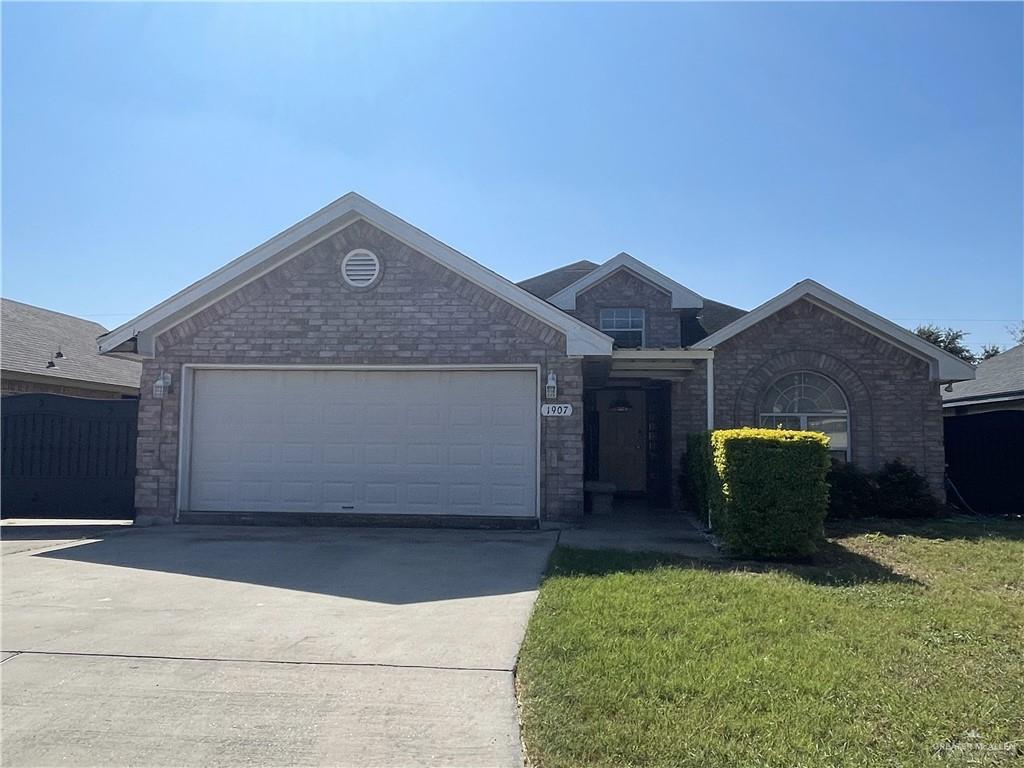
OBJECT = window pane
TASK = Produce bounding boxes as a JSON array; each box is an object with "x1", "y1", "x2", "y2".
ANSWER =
[
  {"x1": 609, "y1": 330, "x2": 643, "y2": 348},
  {"x1": 759, "y1": 415, "x2": 801, "y2": 430},
  {"x1": 601, "y1": 309, "x2": 644, "y2": 334},
  {"x1": 759, "y1": 371, "x2": 847, "y2": 415},
  {"x1": 807, "y1": 416, "x2": 848, "y2": 452}
]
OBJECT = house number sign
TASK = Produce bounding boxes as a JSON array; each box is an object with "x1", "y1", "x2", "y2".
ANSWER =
[{"x1": 541, "y1": 403, "x2": 573, "y2": 417}]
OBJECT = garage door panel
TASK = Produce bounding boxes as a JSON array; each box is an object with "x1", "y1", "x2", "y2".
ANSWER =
[
  {"x1": 187, "y1": 369, "x2": 537, "y2": 517},
  {"x1": 407, "y1": 444, "x2": 441, "y2": 466},
  {"x1": 323, "y1": 444, "x2": 357, "y2": 465}
]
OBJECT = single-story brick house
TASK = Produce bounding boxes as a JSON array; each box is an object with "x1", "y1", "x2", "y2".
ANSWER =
[{"x1": 98, "y1": 193, "x2": 974, "y2": 526}]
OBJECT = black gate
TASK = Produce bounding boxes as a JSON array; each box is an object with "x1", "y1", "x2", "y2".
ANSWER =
[
  {"x1": 945, "y1": 410, "x2": 1024, "y2": 516},
  {"x1": 1, "y1": 394, "x2": 138, "y2": 519}
]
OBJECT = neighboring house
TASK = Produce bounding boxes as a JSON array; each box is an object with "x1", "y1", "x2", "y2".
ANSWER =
[
  {"x1": 942, "y1": 344, "x2": 1023, "y2": 515},
  {"x1": 942, "y1": 344, "x2": 1024, "y2": 416},
  {"x1": 97, "y1": 193, "x2": 975, "y2": 526},
  {"x1": 2, "y1": 299, "x2": 141, "y2": 399}
]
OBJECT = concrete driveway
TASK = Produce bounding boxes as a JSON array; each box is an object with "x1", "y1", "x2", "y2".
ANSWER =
[{"x1": 1, "y1": 524, "x2": 557, "y2": 767}]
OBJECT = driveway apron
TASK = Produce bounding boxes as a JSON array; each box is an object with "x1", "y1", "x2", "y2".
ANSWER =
[{"x1": 1, "y1": 525, "x2": 557, "y2": 767}]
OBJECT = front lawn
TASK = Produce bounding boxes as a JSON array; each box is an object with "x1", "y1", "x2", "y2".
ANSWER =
[{"x1": 517, "y1": 518, "x2": 1024, "y2": 768}]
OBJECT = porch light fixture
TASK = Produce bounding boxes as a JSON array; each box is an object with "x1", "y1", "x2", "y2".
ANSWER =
[
  {"x1": 545, "y1": 372, "x2": 557, "y2": 399},
  {"x1": 46, "y1": 356, "x2": 57, "y2": 369},
  {"x1": 55, "y1": 346, "x2": 64, "y2": 359},
  {"x1": 608, "y1": 393, "x2": 633, "y2": 413},
  {"x1": 153, "y1": 370, "x2": 172, "y2": 399}
]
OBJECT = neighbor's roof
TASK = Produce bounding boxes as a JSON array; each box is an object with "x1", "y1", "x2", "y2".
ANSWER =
[
  {"x1": 1, "y1": 299, "x2": 142, "y2": 390},
  {"x1": 693, "y1": 279, "x2": 977, "y2": 382},
  {"x1": 943, "y1": 344, "x2": 1024, "y2": 406},
  {"x1": 98, "y1": 193, "x2": 613, "y2": 358}
]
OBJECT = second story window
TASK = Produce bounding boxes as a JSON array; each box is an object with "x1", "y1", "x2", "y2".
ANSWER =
[{"x1": 599, "y1": 308, "x2": 645, "y2": 348}]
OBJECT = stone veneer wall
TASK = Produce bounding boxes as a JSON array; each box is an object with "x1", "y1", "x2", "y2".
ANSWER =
[
  {"x1": 570, "y1": 269, "x2": 680, "y2": 348},
  {"x1": 711, "y1": 299, "x2": 945, "y2": 497},
  {"x1": 135, "y1": 219, "x2": 584, "y2": 524}
]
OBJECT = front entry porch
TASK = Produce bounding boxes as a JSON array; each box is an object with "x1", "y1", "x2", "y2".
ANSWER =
[
  {"x1": 581, "y1": 348, "x2": 714, "y2": 518},
  {"x1": 583, "y1": 381, "x2": 674, "y2": 512},
  {"x1": 558, "y1": 507, "x2": 720, "y2": 558}
]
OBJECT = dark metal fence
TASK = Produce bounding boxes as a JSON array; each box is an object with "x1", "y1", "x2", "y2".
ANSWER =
[
  {"x1": 945, "y1": 410, "x2": 1024, "y2": 516},
  {"x1": 1, "y1": 394, "x2": 137, "y2": 519}
]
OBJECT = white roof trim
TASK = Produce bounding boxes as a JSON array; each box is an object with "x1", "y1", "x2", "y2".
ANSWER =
[
  {"x1": 548, "y1": 252, "x2": 704, "y2": 311},
  {"x1": 692, "y1": 279, "x2": 976, "y2": 382},
  {"x1": 98, "y1": 192, "x2": 613, "y2": 358}
]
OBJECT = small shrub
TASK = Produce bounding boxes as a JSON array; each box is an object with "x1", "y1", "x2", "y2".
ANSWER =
[
  {"x1": 827, "y1": 460, "x2": 878, "y2": 518},
  {"x1": 874, "y1": 459, "x2": 941, "y2": 518},
  {"x1": 710, "y1": 428, "x2": 831, "y2": 559}
]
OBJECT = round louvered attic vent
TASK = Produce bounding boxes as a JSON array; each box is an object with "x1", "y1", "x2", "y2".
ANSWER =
[{"x1": 341, "y1": 249, "x2": 381, "y2": 288}]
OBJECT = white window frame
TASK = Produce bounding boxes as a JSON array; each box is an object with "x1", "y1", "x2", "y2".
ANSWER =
[{"x1": 599, "y1": 308, "x2": 646, "y2": 348}]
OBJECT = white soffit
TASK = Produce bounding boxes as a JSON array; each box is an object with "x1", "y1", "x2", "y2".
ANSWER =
[
  {"x1": 693, "y1": 279, "x2": 976, "y2": 382},
  {"x1": 547, "y1": 252, "x2": 705, "y2": 311},
  {"x1": 97, "y1": 193, "x2": 613, "y2": 358}
]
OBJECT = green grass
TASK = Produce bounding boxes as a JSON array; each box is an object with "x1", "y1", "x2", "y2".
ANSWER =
[{"x1": 517, "y1": 518, "x2": 1024, "y2": 768}]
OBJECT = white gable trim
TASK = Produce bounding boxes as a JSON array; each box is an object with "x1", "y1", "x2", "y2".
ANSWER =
[
  {"x1": 97, "y1": 193, "x2": 613, "y2": 358},
  {"x1": 548, "y1": 252, "x2": 704, "y2": 311},
  {"x1": 693, "y1": 279, "x2": 976, "y2": 382}
]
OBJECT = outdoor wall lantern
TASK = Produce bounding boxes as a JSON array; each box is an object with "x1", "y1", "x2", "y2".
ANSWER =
[
  {"x1": 153, "y1": 370, "x2": 173, "y2": 399},
  {"x1": 545, "y1": 371, "x2": 557, "y2": 399}
]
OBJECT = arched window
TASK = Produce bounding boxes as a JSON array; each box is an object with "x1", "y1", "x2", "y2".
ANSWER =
[{"x1": 759, "y1": 371, "x2": 850, "y2": 460}]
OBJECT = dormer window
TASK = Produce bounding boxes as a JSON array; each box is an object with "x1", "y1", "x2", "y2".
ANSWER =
[{"x1": 600, "y1": 308, "x2": 645, "y2": 348}]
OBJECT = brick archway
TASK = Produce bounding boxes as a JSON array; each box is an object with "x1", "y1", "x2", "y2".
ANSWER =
[{"x1": 731, "y1": 349, "x2": 875, "y2": 467}]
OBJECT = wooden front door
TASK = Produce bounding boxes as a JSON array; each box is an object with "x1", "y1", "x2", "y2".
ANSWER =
[{"x1": 597, "y1": 389, "x2": 647, "y2": 493}]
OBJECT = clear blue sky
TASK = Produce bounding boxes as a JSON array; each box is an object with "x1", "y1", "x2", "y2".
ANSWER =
[{"x1": 3, "y1": 2, "x2": 1022, "y2": 352}]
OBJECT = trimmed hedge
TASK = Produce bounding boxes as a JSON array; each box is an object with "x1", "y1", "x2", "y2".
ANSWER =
[
  {"x1": 685, "y1": 431, "x2": 713, "y2": 518},
  {"x1": 699, "y1": 428, "x2": 831, "y2": 559}
]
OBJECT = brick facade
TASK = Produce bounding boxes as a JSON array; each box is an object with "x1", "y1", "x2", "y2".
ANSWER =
[
  {"x1": 133, "y1": 218, "x2": 946, "y2": 525},
  {"x1": 710, "y1": 299, "x2": 945, "y2": 497},
  {"x1": 670, "y1": 367, "x2": 709, "y2": 507},
  {"x1": 570, "y1": 269, "x2": 680, "y2": 348},
  {"x1": 135, "y1": 219, "x2": 584, "y2": 525}
]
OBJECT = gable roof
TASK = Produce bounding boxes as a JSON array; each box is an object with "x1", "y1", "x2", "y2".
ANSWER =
[
  {"x1": 547, "y1": 253, "x2": 704, "y2": 311},
  {"x1": 693, "y1": 279, "x2": 976, "y2": 382},
  {"x1": 97, "y1": 193, "x2": 613, "y2": 358},
  {"x1": 943, "y1": 344, "x2": 1023, "y2": 406},
  {"x1": 517, "y1": 260, "x2": 599, "y2": 300},
  {"x1": 2, "y1": 299, "x2": 142, "y2": 390}
]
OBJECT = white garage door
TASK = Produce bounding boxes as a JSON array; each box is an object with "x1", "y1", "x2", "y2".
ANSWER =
[{"x1": 185, "y1": 368, "x2": 538, "y2": 518}]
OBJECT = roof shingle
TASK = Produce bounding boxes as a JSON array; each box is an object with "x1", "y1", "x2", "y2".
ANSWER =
[
  {"x1": 1, "y1": 299, "x2": 141, "y2": 390},
  {"x1": 517, "y1": 261, "x2": 600, "y2": 300},
  {"x1": 943, "y1": 344, "x2": 1024, "y2": 405}
]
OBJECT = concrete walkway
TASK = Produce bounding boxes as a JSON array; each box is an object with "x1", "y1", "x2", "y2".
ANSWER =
[
  {"x1": 1, "y1": 524, "x2": 557, "y2": 767},
  {"x1": 558, "y1": 512, "x2": 722, "y2": 558}
]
